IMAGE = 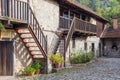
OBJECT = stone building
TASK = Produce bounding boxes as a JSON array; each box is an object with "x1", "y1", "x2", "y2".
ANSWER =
[
  {"x1": 101, "y1": 16, "x2": 120, "y2": 57},
  {"x1": 0, "y1": 0, "x2": 108, "y2": 79}
]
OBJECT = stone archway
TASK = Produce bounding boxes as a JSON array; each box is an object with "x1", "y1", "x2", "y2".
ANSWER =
[{"x1": 104, "y1": 39, "x2": 120, "y2": 58}]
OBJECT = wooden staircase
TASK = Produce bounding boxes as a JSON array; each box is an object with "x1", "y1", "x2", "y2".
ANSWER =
[
  {"x1": 16, "y1": 28, "x2": 46, "y2": 60},
  {"x1": 51, "y1": 17, "x2": 75, "y2": 56},
  {"x1": 0, "y1": 0, "x2": 47, "y2": 61},
  {"x1": 50, "y1": 33, "x2": 63, "y2": 54}
]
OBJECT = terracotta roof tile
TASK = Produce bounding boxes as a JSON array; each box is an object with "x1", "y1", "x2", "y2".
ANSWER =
[{"x1": 101, "y1": 27, "x2": 120, "y2": 38}]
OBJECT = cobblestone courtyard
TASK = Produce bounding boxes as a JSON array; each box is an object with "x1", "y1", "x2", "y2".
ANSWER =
[
  {"x1": 6, "y1": 58, "x2": 120, "y2": 80},
  {"x1": 38, "y1": 58, "x2": 120, "y2": 80}
]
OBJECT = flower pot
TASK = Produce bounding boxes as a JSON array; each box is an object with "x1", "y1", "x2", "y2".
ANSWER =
[
  {"x1": 26, "y1": 72, "x2": 35, "y2": 76},
  {"x1": 55, "y1": 63, "x2": 62, "y2": 68},
  {"x1": 35, "y1": 69, "x2": 40, "y2": 74}
]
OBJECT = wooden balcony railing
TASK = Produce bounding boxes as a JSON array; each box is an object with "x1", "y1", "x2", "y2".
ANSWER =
[
  {"x1": 59, "y1": 16, "x2": 97, "y2": 34},
  {"x1": 28, "y1": 6, "x2": 47, "y2": 56},
  {"x1": 0, "y1": 0, "x2": 28, "y2": 22},
  {"x1": 0, "y1": 0, "x2": 47, "y2": 57}
]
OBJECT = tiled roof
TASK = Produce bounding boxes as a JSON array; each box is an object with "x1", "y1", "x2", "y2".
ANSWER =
[
  {"x1": 101, "y1": 27, "x2": 120, "y2": 38},
  {"x1": 57, "y1": 0, "x2": 108, "y2": 22}
]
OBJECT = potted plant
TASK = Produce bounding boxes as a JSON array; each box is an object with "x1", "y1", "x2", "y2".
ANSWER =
[
  {"x1": 24, "y1": 65, "x2": 36, "y2": 76},
  {"x1": 48, "y1": 53, "x2": 64, "y2": 68},
  {"x1": 31, "y1": 61, "x2": 41, "y2": 74}
]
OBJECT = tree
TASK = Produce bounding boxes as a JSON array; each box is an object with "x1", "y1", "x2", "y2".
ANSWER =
[
  {"x1": 76, "y1": 0, "x2": 120, "y2": 25},
  {"x1": 102, "y1": 0, "x2": 120, "y2": 24},
  {"x1": 76, "y1": 0, "x2": 89, "y2": 6}
]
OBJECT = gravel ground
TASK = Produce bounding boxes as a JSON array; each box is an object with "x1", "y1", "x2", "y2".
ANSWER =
[{"x1": 7, "y1": 58, "x2": 120, "y2": 80}]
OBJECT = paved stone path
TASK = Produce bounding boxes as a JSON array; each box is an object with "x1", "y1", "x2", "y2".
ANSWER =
[{"x1": 12, "y1": 58, "x2": 120, "y2": 80}]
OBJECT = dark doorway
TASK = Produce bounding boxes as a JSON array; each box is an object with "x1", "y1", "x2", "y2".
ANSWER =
[
  {"x1": 91, "y1": 43, "x2": 95, "y2": 52},
  {"x1": 0, "y1": 41, "x2": 14, "y2": 76}
]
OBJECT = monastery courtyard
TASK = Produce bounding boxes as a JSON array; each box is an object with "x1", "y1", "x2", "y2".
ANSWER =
[{"x1": 14, "y1": 58, "x2": 120, "y2": 80}]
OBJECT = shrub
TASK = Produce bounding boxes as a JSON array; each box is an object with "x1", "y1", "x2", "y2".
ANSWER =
[
  {"x1": 19, "y1": 61, "x2": 42, "y2": 76},
  {"x1": 31, "y1": 61, "x2": 41, "y2": 70},
  {"x1": 88, "y1": 51, "x2": 95, "y2": 60},
  {"x1": 25, "y1": 66, "x2": 36, "y2": 73},
  {"x1": 70, "y1": 50, "x2": 95, "y2": 64},
  {"x1": 48, "y1": 53, "x2": 64, "y2": 64}
]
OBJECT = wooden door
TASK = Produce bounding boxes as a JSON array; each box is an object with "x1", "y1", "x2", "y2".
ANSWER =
[{"x1": 0, "y1": 41, "x2": 13, "y2": 76}]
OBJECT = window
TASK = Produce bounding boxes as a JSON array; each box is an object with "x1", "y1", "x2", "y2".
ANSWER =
[
  {"x1": 75, "y1": 13, "x2": 80, "y2": 19},
  {"x1": 91, "y1": 43, "x2": 95, "y2": 52},
  {"x1": 70, "y1": 12, "x2": 74, "y2": 19},
  {"x1": 63, "y1": 10, "x2": 69, "y2": 18},
  {"x1": 81, "y1": 14, "x2": 86, "y2": 20},
  {"x1": 84, "y1": 42, "x2": 87, "y2": 50},
  {"x1": 72, "y1": 38, "x2": 75, "y2": 48}
]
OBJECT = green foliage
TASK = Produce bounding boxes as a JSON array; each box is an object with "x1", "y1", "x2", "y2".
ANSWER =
[
  {"x1": 102, "y1": 0, "x2": 120, "y2": 25},
  {"x1": 19, "y1": 61, "x2": 42, "y2": 76},
  {"x1": 76, "y1": 0, "x2": 120, "y2": 25},
  {"x1": 48, "y1": 53, "x2": 64, "y2": 64},
  {"x1": 0, "y1": 22, "x2": 5, "y2": 31},
  {"x1": 25, "y1": 66, "x2": 36, "y2": 73},
  {"x1": 87, "y1": 51, "x2": 95, "y2": 60},
  {"x1": 31, "y1": 61, "x2": 41, "y2": 70},
  {"x1": 70, "y1": 50, "x2": 95, "y2": 64}
]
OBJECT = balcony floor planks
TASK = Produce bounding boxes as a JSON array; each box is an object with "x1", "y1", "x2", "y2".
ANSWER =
[
  {"x1": 0, "y1": 16, "x2": 28, "y2": 24},
  {"x1": 59, "y1": 28, "x2": 97, "y2": 35},
  {"x1": 75, "y1": 28, "x2": 97, "y2": 35}
]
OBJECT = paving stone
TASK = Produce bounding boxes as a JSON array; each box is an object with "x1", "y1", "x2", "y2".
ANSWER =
[{"x1": 13, "y1": 58, "x2": 120, "y2": 80}]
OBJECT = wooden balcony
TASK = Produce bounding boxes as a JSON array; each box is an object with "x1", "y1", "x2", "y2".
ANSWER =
[
  {"x1": 59, "y1": 16, "x2": 97, "y2": 35},
  {"x1": 0, "y1": 0, "x2": 28, "y2": 24}
]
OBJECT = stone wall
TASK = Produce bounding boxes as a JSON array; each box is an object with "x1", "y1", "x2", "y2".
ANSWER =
[
  {"x1": 13, "y1": 32, "x2": 33, "y2": 75},
  {"x1": 103, "y1": 38, "x2": 120, "y2": 57},
  {"x1": 28, "y1": 0, "x2": 59, "y2": 73},
  {"x1": 18, "y1": 0, "x2": 59, "y2": 53},
  {"x1": 90, "y1": 18, "x2": 96, "y2": 25},
  {"x1": 29, "y1": 0, "x2": 59, "y2": 52},
  {"x1": 0, "y1": 30, "x2": 32, "y2": 80},
  {"x1": 65, "y1": 36, "x2": 100, "y2": 67}
]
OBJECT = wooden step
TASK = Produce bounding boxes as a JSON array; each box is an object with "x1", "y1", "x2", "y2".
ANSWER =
[
  {"x1": 21, "y1": 34, "x2": 32, "y2": 38},
  {"x1": 23, "y1": 38, "x2": 35, "y2": 43},
  {"x1": 33, "y1": 58, "x2": 45, "y2": 61},
  {"x1": 33, "y1": 55, "x2": 44, "y2": 58},
  {"x1": 32, "y1": 54, "x2": 43, "y2": 56},
  {"x1": 17, "y1": 29, "x2": 29, "y2": 33},
  {"x1": 31, "y1": 53, "x2": 42, "y2": 55},
  {"x1": 31, "y1": 51, "x2": 41, "y2": 54},
  {"x1": 26, "y1": 43, "x2": 37, "y2": 47},
  {"x1": 29, "y1": 47, "x2": 39, "y2": 50}
]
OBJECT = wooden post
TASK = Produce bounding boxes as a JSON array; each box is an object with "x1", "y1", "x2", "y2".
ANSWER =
[
  {"x1": 68, "y1": 9, "x2": 71, "y2": 28},
  {"x1": 27, "y1": 0, "x2": 29, "y2": 23},
  {"x1": 0, "y1": 0, "x2": 1, "y2": 16},
  {"x1": 27, "y1": 0, "x2": 29, "y2": 3},
  {"x1": 63, "y1": 36, "x2": 66, "y2": 67},
  {"x1": 45, "y1": 35, "x2": 48, "y2": 74},
  {"x1": 9, "y1": 0, "x2": 11, "y2": 18}
]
